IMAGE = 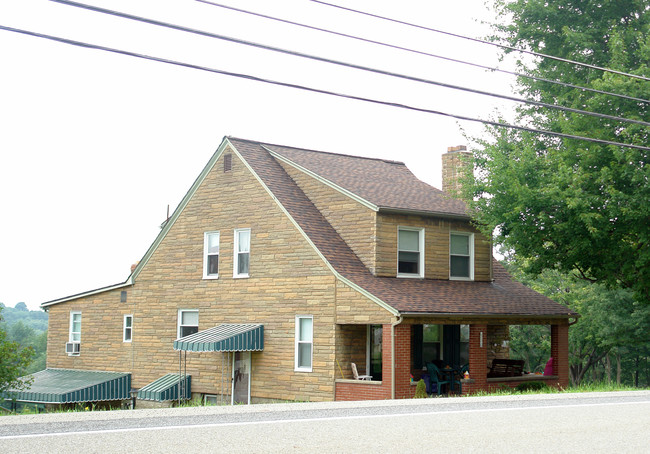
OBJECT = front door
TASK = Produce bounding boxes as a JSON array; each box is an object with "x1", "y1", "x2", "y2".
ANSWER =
[{"x1": 232, "y1": 351, "x2": 251, "y2": 405}]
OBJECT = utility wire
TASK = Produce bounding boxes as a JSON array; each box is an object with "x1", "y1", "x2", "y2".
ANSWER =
[
  {"x1": 1, "y1": 24, "x2": 648, "y2": 153},
  {"x1": 197, "y1": 0, "x2": 649, "y2": 105},
  {"x1": 309, "y1": 0, "x2": 650, "y2": 83},
  {"x1": 48, "y1": 0, "x2": 650, "y2": 128}
]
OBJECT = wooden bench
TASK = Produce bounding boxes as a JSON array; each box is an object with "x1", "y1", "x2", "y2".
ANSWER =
[{"x1": 487, "y1": 359, "x2": 525, "y2": 378}]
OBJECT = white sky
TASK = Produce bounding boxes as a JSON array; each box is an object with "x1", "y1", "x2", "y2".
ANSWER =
[{"x1": 0, "y1": 0, "x2": 518, "y2": 310}]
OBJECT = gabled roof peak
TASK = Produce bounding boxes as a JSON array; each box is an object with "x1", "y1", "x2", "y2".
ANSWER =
[{"x1": 227, "y1": 136, "x2": 405, "y2": 166}]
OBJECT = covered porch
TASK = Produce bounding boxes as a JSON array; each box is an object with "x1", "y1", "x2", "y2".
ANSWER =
[{"x1": 334, "y1": 318, "x2": 570, "y2": 400}]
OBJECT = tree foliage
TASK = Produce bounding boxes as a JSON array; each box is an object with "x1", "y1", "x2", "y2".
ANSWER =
[
  {"x1": 467, "y1": 0, "x2": 650, "y2": 303},
  {"x1": 0, "y1": 307, "x2": 34, "y2": 397},
  {"x1": 506, "y1": 259, "x2": 650, "y2": 386}
]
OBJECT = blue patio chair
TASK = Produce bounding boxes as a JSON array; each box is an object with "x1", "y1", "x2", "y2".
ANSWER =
[{"x1": 426, "y1": 362, "x2": 450, "y2": 396}]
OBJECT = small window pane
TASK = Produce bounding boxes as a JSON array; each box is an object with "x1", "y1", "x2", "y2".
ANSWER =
[
  {"x1": 238, "y1": 253, "x2": 249, "y2": 275},
  {"x1": 125, "y1": 317, "x2": 132, "y2": 328},
  {"x1": 180, "y1": 326, "x2": 199, "y2": 337},
  {"x1": 207, "y1": 234, "x2": 219, "y2": 254},
  {"x1": 398, "y1": 251, "x2": 419, "y2": 274},
  {"x1": 182, "y1": 311, "x2": 199, "y2": 326},
  {"x1": 208, "y1": 255, "x2": 219, "y2": 275},
  {"x1": 299, "y1": 318, "x2": 313, "y2": 341},
  {"x1": 71, "y1": 332, "x2": 81, "y2": 342},
  {"x1": 398, "y1": 230, "x2": 419, "y2": 251},
  {"x1": 450, "y1": 256, "x2": 470, "y2": 277},
  {"x1": 298, "y1": 343, "x2": 312, "y2": 368},
  {"x1": 450, "y1": 234, "x2": 469, "y2": 255},
  {"x1": 238, "y1": 230, "x2": 250, "y2": 252},
  {"x1": 423, "y1": 324, "x2": 440, "y2": 342}
]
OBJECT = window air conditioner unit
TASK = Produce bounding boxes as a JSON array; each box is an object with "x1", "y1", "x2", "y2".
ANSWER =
[{"x1": 66, "y1": 342, "x2": 80, "y2": 354}]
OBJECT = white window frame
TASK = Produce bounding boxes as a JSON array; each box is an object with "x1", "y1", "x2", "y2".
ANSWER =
[
  {"x1": 449, "y1": 232, "x2": 474, "y2": 281},
  {"x1": 397, "y1": 227, "x2": 425, "y2": 278},
  {"x1": 203, "y1": 231, "x2": 220, "y2": 279},
  {"x1": 69, "y1": 311, "x2": 81, "y2": 343},
  {"x1": 294, "y1": 315, "x2": 313, "y2": 372},
  {"x1": 177, "y1": 309, "x2": 199, "y2": 339},
  {"x1": 233, "y1": 228, "x2": 251, "y2": 278},
  {"x1": 123, "y1": 314, "x2": 133, "y2": 343},
  {"x1": 68, "y1": 311, "x2": 81, "y2": 356}
]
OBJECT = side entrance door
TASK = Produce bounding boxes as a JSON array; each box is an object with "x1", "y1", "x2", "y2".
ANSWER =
[{"x1": 232, "y1": 351, "x2": 251, "y2": 405}]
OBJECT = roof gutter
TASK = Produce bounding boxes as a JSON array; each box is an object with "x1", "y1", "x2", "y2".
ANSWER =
[
  {"x1": 397, "y1": 312, "x2": 580, "y2": 320},
  {"x1": 377, "y1": 207, "x2": 470, "y2": 221}
]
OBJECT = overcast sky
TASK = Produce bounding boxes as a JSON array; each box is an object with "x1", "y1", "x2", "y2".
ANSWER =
[{"x1": 0, "y1": 0, "x2": 518, "y2": 310}]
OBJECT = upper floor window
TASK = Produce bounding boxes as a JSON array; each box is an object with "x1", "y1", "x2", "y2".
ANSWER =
[
  {"x1": 234, "y1": 228, "x2": 250, "y2": 278},
  {"x1": 450, "y1": 232, "x2": 474, "y2": 280},
  {"x1": 203, "y1": 231, "x2": 220, "y2": 279},
  {"x1": 123, "y1": 314, "x2": 133, "y2": 342},
  {"x1": 69, "y1": 312, "x2": 81, "y2": 343},
  {"x1": 397, "y1": 227, "x2": 424, "y2": 278},
  {"x1": 178, "y1": 309, "x2": 199, "y2": 338},
  {"x1": 295, "y1": 315, "x2": 313, "y2": 372}
]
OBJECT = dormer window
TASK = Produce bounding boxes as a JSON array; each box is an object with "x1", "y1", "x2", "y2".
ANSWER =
[
  {"x1": 450, "y1": 232, "x2": 474, "y2": 280},
  {"x1": 397, "y1": 227, "x2": 424, "y2": 278}
]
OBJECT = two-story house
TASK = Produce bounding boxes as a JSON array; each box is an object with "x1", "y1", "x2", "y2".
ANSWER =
[{"x1": 9, "y1": 137, "x2": 577, "y2": 407}]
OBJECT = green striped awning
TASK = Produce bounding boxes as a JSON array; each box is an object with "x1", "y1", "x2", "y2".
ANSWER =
[
  {"x1": 2, "y1": 369, "x2": 131, "y2": 404},
  {"x1": 173, "y1": 324, "x2": 264, "y2": 352},
  {"x1": 137, "y1": 374, "x2": 191, "y2": 401}
]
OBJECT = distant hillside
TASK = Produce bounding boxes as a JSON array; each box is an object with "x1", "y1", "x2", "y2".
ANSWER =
[
  {"x1": 0, "y1": 302, "x2": 48, "y2": 332},
  {"x1": 0, "y1": 302, "x2": 48, "y2": 374}
]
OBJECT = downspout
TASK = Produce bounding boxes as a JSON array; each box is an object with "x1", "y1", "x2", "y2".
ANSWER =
[{"x1": 391, "y1": 315, "x2": 403, "y2": 400}]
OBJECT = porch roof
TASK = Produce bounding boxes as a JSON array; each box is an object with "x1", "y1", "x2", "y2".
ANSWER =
[
  {"x1": 2, "y1": 368, "x2": 131, "y2": 404},
  {"x1": 137, "y1": 374, "x2": 191, "y2": 401},
  {"x1": 173, "y1": 323, "x2": 264, "y2": 352}
]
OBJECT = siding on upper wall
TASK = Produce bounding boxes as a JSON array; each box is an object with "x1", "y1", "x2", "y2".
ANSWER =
[
  {"x1": 46, "y1": 147, "x2": 345, "y2": 403},
  {"x1": 375, "y1": 212, "x2": 492, "y2": 281},
  {"x1": 276, "y1": 159, "x2": 378, "y2": 274}
]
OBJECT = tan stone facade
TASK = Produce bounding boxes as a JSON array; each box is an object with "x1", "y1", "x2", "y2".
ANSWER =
[
  {"x1": 376, "y1": 213, "x2": 492, "y2": 281},
  {"x1": 46, "y1": 147, "x2": 389, "y2": 402}
]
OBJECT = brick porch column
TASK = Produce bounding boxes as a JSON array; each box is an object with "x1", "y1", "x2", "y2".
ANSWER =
[
  {"x1": 468, "y1": 324, "x2": 488, "y2": 393},
  {"x1": 551, "y1": 323, "x2": 570, "y2": 389},
  {"x1": 393, "y1": 323, "x2": 413, "y2": 399}
]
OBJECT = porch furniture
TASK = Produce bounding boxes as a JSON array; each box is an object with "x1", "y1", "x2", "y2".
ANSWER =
[
  {"x1": 351, "y1": 363, "x2": 372, "y2": 380},
  {"x1": 426, "y1": 362, "x2": 451, "y2": 396},
  {"x1": 487, "y1": 359, "x2": 525, "y2": 378}
]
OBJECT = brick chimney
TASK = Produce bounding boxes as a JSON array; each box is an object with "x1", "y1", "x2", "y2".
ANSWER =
[{"x1": 441, "y1": 145, "x2": 472, "y2": 198}]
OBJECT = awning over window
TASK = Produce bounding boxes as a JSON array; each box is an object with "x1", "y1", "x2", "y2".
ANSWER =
[
  {"x1": 2, "y1": 368, "x2": 131, "y2": 404},
  {"x1": 137, "y1": 374, "x2": 191, "y2": 402},
  {"x1": 173, "y1": 323, "x2": 264, "y2": 352}
]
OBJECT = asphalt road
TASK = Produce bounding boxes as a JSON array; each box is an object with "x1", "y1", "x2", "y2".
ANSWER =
[{"x1": 1, "y1": 391, "x2": 649, "y2": 453}]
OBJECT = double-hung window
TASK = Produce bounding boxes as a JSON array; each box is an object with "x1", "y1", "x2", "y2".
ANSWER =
[
  {"x1": 295, "y1": 316, "x2": 313, "y2": 372},
  {"x1": 234, "y1": 228, "x2": 250, "y2": 278},
  {"x1": 203, "y1": 231, "x2": 220, "y2": 279},
  {"x1": 69, "y1": 312, "x2": 81, "y2": 343},
  {"x1": 450, "y1": 232, "x2": 474, "y2": 280},
  {"x1": 123, "y1": 315, "x2": 133, "y2": 342},
  {"x1": 178, "y1": 310, "x2": 199, "y2": 338},
  {"x1": 67, "y1": 311, "x2": 81, "y2": 356},
  {"x1": 397, "y1": 227, "x2": 424, "y2": 278}
]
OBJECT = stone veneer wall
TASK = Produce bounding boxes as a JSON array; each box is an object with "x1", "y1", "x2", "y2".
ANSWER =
[
  {"x1": 276, "y1": 159, "x2": 378, "y2": 274},
  {"x1": 375, "y1": 213, "x2": 492, "y2": 281},
  {"x1": 45, "y1": 147, "x2": 373, "y2": 403}
]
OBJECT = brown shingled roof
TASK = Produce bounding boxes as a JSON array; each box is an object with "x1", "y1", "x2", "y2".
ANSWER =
[
  {"x1": 262, "y1": 143, "x2": 468, "y2": 217},
  {"x1": 230, "y1": 137, "x2": 576, "y2": 318}
]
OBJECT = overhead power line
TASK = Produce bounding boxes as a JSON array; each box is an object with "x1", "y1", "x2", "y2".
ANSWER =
[
  {"x1": 48, "y1": 0, "x2": 650, "y2": 128},
  {"x1": 1, "y1": 24, "x2": 648, "y2": 153},
  {"x1": 197, "y1": 0, "x2": 649, "y2": 105},
  {"x1": 309, "y1": 0, "x2": 650, "y2": 83}
]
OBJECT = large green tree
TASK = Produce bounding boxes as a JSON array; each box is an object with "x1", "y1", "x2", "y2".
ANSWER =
[
  {"x1": 467, "y1": 1, "x2": 650, "y2": 302},
  {"x1": 0, "y1": 307, "x2": 34, "y2": 397}
]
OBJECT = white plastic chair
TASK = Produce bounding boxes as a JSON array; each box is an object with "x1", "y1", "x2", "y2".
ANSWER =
[{"x1": 351, "y1": 362, "x2": 372, "y2": 380}]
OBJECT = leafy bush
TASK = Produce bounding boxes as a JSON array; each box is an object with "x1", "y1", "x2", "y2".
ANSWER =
[{"x1": 414, "y1": 379, "x2": 428, "y2": 398}]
